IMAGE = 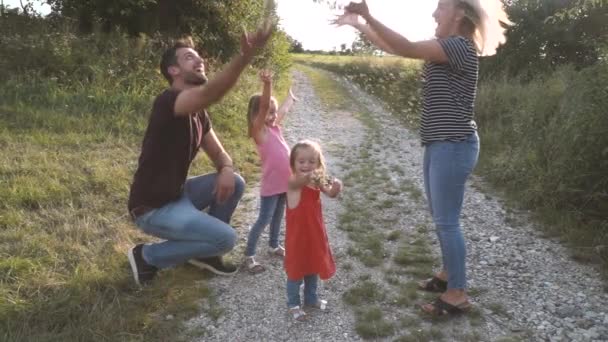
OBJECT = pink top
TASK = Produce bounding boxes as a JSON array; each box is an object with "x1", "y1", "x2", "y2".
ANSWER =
[{"x1": 256, "y1": 125, "x2": 291, "y2": 196}]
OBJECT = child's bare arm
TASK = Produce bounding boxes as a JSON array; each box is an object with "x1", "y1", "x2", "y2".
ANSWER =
[
  {"x1": 252, "y1": 70, "x2": 273, "y2": 140},
  {"x1": 276, "y1": 88, "x2": 298, "y2": 125},
  {"x1": 288, "y1": 173, "x2": 312, "y2": 190},
  {"x1": 322, "y1": 178, "x2": 342, "y2": 198}
]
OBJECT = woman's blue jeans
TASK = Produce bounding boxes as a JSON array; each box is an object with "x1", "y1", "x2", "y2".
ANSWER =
[
  {"x1": 134, "y1": 173, "x2": 245, "y2": 269},
  {"x1": 423, "y1": 133, "x2": 479, "y2": 289},
  {"x1": 245, "y1": 193, "x2": 286, "y2": 257}
]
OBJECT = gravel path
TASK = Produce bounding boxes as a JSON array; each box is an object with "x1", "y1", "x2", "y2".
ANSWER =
[{"x1": 186, "y1": 68, "x2": 608, "y2": 341}]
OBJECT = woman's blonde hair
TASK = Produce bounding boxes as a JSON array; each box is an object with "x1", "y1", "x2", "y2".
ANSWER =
[
  {"x1": 289, "y1": 140, "x2": 326, "y2": 175},
  {"x1": 456, "y1": 0, "x2": 513, "y2": 56}
]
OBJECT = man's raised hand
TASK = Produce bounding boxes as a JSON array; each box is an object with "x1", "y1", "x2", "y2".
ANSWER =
[{"x1": 240, "y1": 19, "x2": 275, "y2": 58}]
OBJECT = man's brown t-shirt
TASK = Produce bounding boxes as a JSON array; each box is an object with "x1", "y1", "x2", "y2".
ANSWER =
[{"x1": 128, "y1": 89, "x2": 211, "y2": 212}]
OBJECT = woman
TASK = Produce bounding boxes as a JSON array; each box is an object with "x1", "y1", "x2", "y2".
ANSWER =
[{"x1": 334, "y1": 0, "x2": 511, "y2": 315}]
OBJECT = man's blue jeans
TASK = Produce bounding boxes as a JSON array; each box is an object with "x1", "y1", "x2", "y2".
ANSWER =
[
  {"x1": 245, "y1": 193, "x2": 286, "y2": 257},
  {"x1": 134, "y1": 173, "x2": 245, "y2": 269},
  {"x1": 423, "y1": 133, "x2": 479, "y2": 289},
  {"x1": 286, "y1": 274, "x2": 318, "y2": 308}
]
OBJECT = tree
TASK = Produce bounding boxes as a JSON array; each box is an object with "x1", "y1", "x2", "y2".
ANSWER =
[
  {"x1": 290, "y1": 40, "x2": 304, "y2": 53},
  {"x1": 286, "y1": 34, "x2": 304, "y2": 53},
  {"x1": 41, "y1": 0, "x2": 281, "y2": 62},
  {"x1": 481, "y1": 0, "x2": 608, "y2": 78},
  {"x1": 351, "y1": 31, "x2": 377, "y2": 55}
]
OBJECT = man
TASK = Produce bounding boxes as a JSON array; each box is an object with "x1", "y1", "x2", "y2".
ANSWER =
[{"x1": 127, "y1": 23, "x2": 273, "y2": 286}]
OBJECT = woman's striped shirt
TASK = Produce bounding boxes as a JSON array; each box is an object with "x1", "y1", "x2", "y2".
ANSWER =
[{"x1": 420, "y1": 36, "x2": 479, "y2": 145}]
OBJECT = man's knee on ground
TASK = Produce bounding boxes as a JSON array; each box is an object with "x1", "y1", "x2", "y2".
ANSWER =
[{"x1": 216, "y1": 228, "x2": 237, "y2": 254}]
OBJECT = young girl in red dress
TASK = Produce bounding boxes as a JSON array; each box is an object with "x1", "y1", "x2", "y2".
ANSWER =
[{"x1": 284, "y1": 140, "x2": 342, "y2": 321}]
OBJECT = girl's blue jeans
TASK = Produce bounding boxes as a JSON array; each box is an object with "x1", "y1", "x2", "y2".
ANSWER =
[
  {"x1": 287, "y1": 274, "x2": 318, "y2": 308},
  {"x1": 423, "y1": 133, "x2": 479, "y2": 289},
  {"x1": 245, "y1": 193, "x2": 286, "y2": 257}
]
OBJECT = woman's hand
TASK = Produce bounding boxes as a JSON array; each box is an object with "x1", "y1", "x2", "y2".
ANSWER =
[
  {"x1": 330, "y1": 12, "x2": 363, "y2": 28},
  {"x1": 345, "y1": 0, "x2": 370, "y2": 19}
]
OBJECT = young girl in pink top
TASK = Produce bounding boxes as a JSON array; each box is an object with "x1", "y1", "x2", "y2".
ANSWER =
[{"x1": 244, "y1": 69, "x2": 298, "y2": 273}]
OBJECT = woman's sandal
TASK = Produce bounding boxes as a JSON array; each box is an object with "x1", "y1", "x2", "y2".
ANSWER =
[
  {"x1": 421, "y1": 297, "x2": 472, "y2": 316},
  {"x1": 418, "y1": 276, "x2": 448, "y2": 293},
  {"x1": 288, "y1": 306, "x2": 308, "y2": 321},
  {"x1": 244, "y1": 257, "x2": 265, "y2": 274}
]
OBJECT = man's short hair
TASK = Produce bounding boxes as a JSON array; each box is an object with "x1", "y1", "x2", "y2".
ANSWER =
[{"x1": 160, "y1": 37, "x2": 195, "y2": 84}]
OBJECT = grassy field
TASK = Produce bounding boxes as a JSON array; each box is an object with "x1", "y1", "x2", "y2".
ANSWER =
[
  {"x1": 0, "y1": 42, "x2": 291, "y2": 340},
  {"x1": 292, "y1": 53, "x2": 417, "y2": 68},
  {"x1": 294, "y1": 53, "x2": 608, "y2": 279}
]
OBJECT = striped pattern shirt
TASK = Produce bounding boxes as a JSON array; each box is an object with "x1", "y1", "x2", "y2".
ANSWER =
[{"x1": 420, "y1": 36, "x2": 479, "y2": 145}]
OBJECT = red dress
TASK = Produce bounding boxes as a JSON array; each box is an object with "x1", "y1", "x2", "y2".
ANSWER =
[{"x1": 284, "y1": 186, "x2": 336, "y2": 280}]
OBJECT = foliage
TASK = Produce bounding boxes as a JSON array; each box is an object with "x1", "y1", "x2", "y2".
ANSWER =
[
  {"x1": 475, "y1": 62, "x2": 608, "y2": 228},
  {"x1": 481, "y1": 0, "x2": 608, "y2": 78},
  {"x1": 35, "y1": 0, "x2": 290, "y2": 64}
]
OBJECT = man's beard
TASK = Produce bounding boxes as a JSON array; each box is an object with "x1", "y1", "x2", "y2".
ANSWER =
[{"x1": 184, "y1": 72, "x2": 208, "y2": 86}]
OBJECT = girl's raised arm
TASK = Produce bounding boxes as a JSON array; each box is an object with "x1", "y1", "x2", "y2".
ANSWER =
[
  {"x1": 276, "y1": 88, "x2": 298, "y2": 125},
  {"x1": 252, "y1": 70, "x2": 273, "y2": 142}
]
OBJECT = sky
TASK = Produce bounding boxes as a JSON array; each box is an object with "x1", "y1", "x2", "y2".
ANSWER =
[
  {"x1": 276, "y1": 0, "x2": 437, "y2": 51},
  {"x1": 3, "y1": 0, "x2": 437, "y2": 51}
]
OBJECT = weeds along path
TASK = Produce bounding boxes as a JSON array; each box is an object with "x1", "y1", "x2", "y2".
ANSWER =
[{"x1": 186, "y1": 66, "x2": 608, "y2": 341}]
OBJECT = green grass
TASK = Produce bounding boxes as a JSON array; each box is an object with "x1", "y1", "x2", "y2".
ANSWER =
[
  {"x1": 487, "y1": 302, "x2": 510, "y2": 317},
  {"x1": 292, "y1": 53, "x2": 419, "y2": 71},
  {"x1": 395, "y1": 282, "x2": 419, "y2": 306},
  {"x1": 387, "y1": 230, "x2": 401, "y2": 241},
  {"x1": 353, "y1": 307, "x2": 395, "y2": 340},
  {"x1": 0, "y1": 47, "x2": 288, "y2": 341},
  {"x1": 394, "y1": 245, "x2": 435, "y2": 268},
  {"x1": 342, "y1": 280, "x2": 385, "y2": 306},
  {"x1": 395, "y1": 327, "x2": 445, "y2": 342},
  {"x1": 293, "y1": 64, "x2": 354, "y2": 111}
]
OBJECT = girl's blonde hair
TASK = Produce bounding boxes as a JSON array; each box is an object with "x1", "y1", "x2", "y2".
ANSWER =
[
  {"x1": 246, "y1": 95, "x2": 261, "y2": 138},
  {"x1": 246, "y1": 94, "x2": 277, "y2": 137},
  {"x1": 456, "y1": 0, "x2": 513, "y2": 56},
  {"x1": 290, "y1": 140, "x2": 326, "y2": 175}
]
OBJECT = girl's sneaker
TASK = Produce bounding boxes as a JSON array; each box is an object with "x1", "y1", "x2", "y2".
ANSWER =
[
  {"x1": 288, "y1": 306, "x2": 308, "y2": 321},
  {"x1": 243, "y1": 256, "x2": 265, "y2": 274},
  {"x1": 303, "y1": 299, "x2": 328, "y2": 312},
  {"x1": 268, "y1": 246, "x2": 285, "y2": 258}
]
